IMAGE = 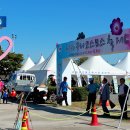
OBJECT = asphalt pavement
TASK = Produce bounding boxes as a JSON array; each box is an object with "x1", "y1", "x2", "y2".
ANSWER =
[{"x1": 0, "y1": 99, "x2": 130, "y2": 130}]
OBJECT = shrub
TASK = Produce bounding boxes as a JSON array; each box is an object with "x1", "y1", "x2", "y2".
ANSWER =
[
  {"x1": 47, "y1": 86, "x2": 88, "y2": 102},
  {"x1": 72, "y1": 87, "x2": 88, "y2": 101},
  {"x1": 47, "y1": 86, "x2": 57, "y2": 99}
]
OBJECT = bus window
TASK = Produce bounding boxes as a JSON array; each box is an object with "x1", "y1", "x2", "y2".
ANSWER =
[
  {"x1": 20, "y1": 76, "x2": 22, "y2": 80},
  {"x1": 23, "y1": 75, "x2": 26, "y2": 80},
  {"x1": 27, "y1": 76, "x2": 30, "y2": 80}
]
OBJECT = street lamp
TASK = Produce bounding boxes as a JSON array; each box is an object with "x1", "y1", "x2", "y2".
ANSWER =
[{"x1": 12, "y1": 34, "x2": 17, "y2": 52}]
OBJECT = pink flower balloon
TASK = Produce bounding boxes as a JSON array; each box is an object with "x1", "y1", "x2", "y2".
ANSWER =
[{"x1": 0, "y1": 36, "x2": 13, "y2": 60}]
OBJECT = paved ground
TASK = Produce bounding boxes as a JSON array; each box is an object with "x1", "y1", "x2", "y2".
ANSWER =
[{"x1": 0, "y1": 99, "x2": 130, "y2": 130}]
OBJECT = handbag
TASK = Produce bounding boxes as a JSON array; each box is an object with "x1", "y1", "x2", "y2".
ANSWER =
[
  {"x1": 56, "y1": 95, "x2": 64, "y2": 105},
  {"x1": 109, "y1": 99, "x2": 116, "y2": 109}
]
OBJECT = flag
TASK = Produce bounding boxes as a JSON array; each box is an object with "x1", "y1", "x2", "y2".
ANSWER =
[{"x1": 0, "y1": 16, "x2": 6, "y2": 28}]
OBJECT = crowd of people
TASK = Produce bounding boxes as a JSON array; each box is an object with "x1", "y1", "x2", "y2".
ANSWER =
[
  {"x1": 85, "y1": 77, "x2": 129, "y2": 119},
  {"x1": 0, "y1": 78, "x2": 8, "y2": 104},
  {"x1": 58, "y1": 76, "x2": 129, "y2": 119},
  {"x1": 71, "y1": 77, "x2": 87, "y2": 87},
  {"x1": 0, "y1": 78, "x2": 16, "y2": 104},
  {"x1": 0, "y1": 74, "x2": 129, "y2": 119}
]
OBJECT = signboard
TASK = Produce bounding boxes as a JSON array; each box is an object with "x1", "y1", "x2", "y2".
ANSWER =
[{"x1": 57, "y1": 28, "x2": 130, "y2": 59}]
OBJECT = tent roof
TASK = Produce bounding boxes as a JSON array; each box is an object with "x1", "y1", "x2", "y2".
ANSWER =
[
  {"x1": 37, "y1": 55, "x2": 45, "y2": 65},
  {"x1": 79, "y1": 56, "x2": 126, "y2": 75},
  {"x1": 115, "y1": 52, "x2": 130, "y2": 73},
  {"x1": 29, "y1": 49, "x2": 56, "y2": 71},
  {"x1": 20, "y1": 57, "x2": 35, "y2": 71},
  {"x1": 29, "y1": 49, "x2": 87, "y2": 75},
  {"x1": 69, "y1": 59, "x2": 89, "y2": 75}
]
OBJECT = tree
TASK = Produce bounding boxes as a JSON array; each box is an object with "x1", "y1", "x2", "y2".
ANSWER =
[
  {"x1": 74, "y1": 57, "x2": 88, "y2": 66},
  {"x1": 76, "y1": 32, "x2": 85, "y2": 40},
  {"x1": 0, "y1": 47, "x2": 24, "y2": 78}
]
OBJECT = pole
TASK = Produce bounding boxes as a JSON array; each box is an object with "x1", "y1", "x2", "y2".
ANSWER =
[
  {"x1": 117, "y1": 83, "x2": 130, "y2": 130},
  {"x1": 73, "y1": 59, "x2": 88, "y2": 85},
  {"x1": 12, "y1": 34, "x2": 16, "y2": 52},
  {"x1": 71, "y1": 60, "x2": 81, "y2": 87}
]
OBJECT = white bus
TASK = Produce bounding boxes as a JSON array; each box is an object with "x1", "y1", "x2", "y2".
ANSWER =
[
  {"x1": 7, "y1": 73, "x2": 36, "y2": 93},
  {"x1": 7, "y1": 72, "x2": 48, "y2": 102}
]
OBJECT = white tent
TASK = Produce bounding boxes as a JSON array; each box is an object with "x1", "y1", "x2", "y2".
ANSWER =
[
  {"x1": 79, "y1": 55, "x2": 126, "y2": 76},
  {"x1": 20, "y1": 57, "x2": 35, "y2": 72},
  {"x1": 37, "y1": 55, "x2": 45, "y2": 65},
  {"x1": 28, "y1": 55, "x2": 45, "y2": 71},
  {"x1": 69, "y1": 59, "x2": 89, "y2": 75},
  {"x1": 79, "y1": 55, "x2": 126, "y2": 93},
  {"x1": 28, "y1": 50, "x2": 56, "y2": 84},
  {"x1": 115, "y1": 52, "x2": 130, "y2": 73},
  {"x1": 29, "y1": 49, "x2": 56, "y2": 71},
  {"x1": 63, "y1": 59, "x2": 89, "y2": 86}
]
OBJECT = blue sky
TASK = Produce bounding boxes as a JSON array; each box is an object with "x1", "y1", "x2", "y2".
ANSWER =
[{"x1": 0, "y1": 0, "x2": 129, "y2": 64}]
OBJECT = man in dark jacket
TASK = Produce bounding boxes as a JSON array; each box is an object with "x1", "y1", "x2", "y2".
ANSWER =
[
  {"x1": 86, "y1": 78, "x2": 99, "y2": 113},
  {"x1": 100, "y1": 78, "x2": 110, "y2": 117},
  {"x1": 118, "y1": 78, "x2": 129, "y2": 119}
]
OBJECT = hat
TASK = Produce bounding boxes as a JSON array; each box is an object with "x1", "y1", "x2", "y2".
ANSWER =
[{"x1": 89, "y1": 78, "x2": 94, "y2": 82}]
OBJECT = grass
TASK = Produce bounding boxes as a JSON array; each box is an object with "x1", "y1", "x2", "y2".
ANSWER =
[
  {"x1": 66, "y1": 100, "x2": 101, "y2": 111},
  {"x1": 46, "y1": 99, "x2": 101, "y2": 111},
  {"x1": 71, "y1": 101, "x2": 87, "y2": 109}
]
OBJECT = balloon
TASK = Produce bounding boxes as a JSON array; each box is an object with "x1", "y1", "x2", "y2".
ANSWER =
[
  {"x1": 10, "y1": 90, "x2": 16, "y2": 97},
  {"x1": 0, "y1": 36, "x2": 13, "y2": 61}
]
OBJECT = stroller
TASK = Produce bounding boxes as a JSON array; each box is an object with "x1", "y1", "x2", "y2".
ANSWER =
[{"x1": 49, "y1": 93, "x2": 64, "y2": 105}]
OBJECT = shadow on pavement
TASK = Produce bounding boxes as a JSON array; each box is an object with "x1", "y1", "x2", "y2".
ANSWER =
[
  {"x1": 10, "y1": 101, "x2": 130, "y2": 120},
  {"x1": 25, "y1": 102, "x2": 83, "y2": 116}
]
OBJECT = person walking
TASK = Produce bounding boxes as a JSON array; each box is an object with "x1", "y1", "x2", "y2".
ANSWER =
[
  {"x1": 86, "y1": 78, "x2": 99, "y2": 114},
  {"x1": 3, "y1": 88, "x2": 8, "y2": 104},
  {"x1": 100, "y1": 78, "x2": 110, "y2": 117},
  {"x1": 0, "y1": 78, "x2": 4, "y2": 103},
  {"x1": 118, "y1": 78, "x2": 129, "y2": 119},
  {"x1": 59, "y1": 77, "x2": 73, "y2": 106}
]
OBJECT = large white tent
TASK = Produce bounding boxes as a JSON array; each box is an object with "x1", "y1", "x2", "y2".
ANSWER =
[
  {"x1": 79, "y1": 55, "x2": 126, "y2": 93},
  {"x1": 79, "y1": 55, "x2": 126, "y2": 76},
  {"x1": 20, "y1": 57, "x2": 35, "y2": 72},
  {"x1": 115, "y1": 52, "x2": 130, "y2": 74},
  {"x1": 28, "y1": 49, "x2": 56, "y2": 84}
]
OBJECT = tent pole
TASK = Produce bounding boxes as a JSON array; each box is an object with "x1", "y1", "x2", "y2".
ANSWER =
[
  {"x1": 117, "y1": 83, "x2": 130, "y2": 130},
  {"x1": 73, "y1": 60, "x2": 88, "y2": 85},
  {"x1": 71, "y1": 60, "x2": 80, "y2": 87}
]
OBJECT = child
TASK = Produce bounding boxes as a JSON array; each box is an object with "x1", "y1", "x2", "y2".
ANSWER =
[
  {"x1": 3, "y1": 89, "x2": 8, "y2": 104},
  {"x1": 10, "y1": 88, "x2": 16, "y2": 101}
]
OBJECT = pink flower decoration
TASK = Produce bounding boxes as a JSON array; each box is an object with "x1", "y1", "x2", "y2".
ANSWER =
[{"x1": 110, "y1": 18, "x2": 123, "y2": 35}]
